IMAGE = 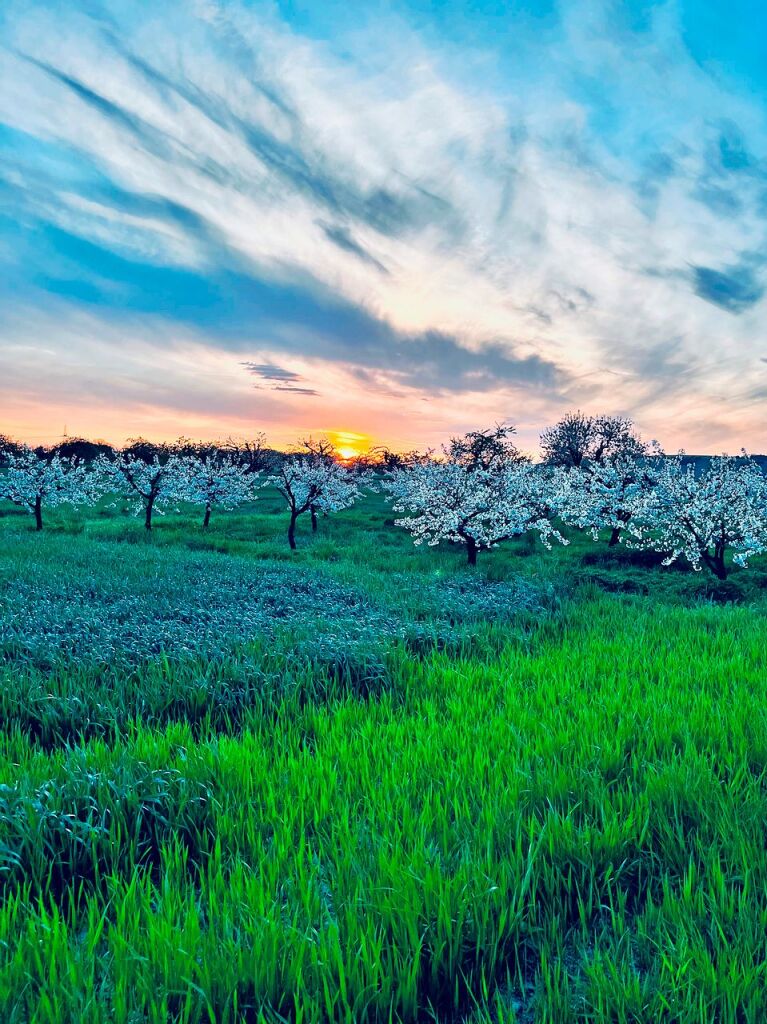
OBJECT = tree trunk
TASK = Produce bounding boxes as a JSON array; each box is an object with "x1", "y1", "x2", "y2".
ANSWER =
[
  {"x1": 203, "y1": 504, "x2": 211, "y2": 529},
  {"x1": 311, "y1": 506, "x2": 318, "y2": 532},
  {"x1": 34, "y1": 496, "x2": 43, "y2": 532},
  {"x1": 466, "y1": 537, "x2": 478, "y2": 566},
  {"x1": 703, "y1": 547, "x2": 728, "y2": 580},
  {"x1": 608, "y1": 510, "x2": 630, "y2": 547},
  {"x1": 145, "y1": 494, "x2": 155, "y2": 531},
  {"x1": 288, "y1": 511, "x2": 298, "y2": 550},
  {"x1": 711, "y1": 559, "x2": 727, "y2": 580}
]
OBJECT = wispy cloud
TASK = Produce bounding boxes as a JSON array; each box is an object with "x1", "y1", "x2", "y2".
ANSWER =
[
  {"x1": 0, "y1": 0, "x2": 766, "y2": 451},
  {"x1": 242, "y1": 362, "x2": 304, "y2": 383},
  {"x1": 242, "y1": 361, "x2": 318, "y2": 395}
]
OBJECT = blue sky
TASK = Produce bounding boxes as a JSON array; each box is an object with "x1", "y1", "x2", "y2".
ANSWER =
[{"x1": 0, "y1": 0, "x2": 765, "y2": 452}]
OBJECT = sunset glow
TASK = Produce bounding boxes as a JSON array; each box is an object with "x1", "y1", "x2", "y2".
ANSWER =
[
  {"x1": 1, "y1": 1, "x2": 765, "y2": 454},
  {"x1": 326, "y1": 432, "x2": 372, "y2": 461}
]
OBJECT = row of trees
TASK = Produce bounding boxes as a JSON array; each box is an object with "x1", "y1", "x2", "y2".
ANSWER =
[
  {"x1": 385, "y1": 425, "x2": 767, "y2": 579},
  {"x1": 0, "y1": 438, "x2": 361, "y2": 548},
  {"x1": 2, "y1": 416, "x2": 767, "y2": 578},
  {"x1": 0, "y1": 433, "x2": 274, "y2": 469},
  {"x1": 0, "y1": 413, "x2": 652, "y2": 474}
]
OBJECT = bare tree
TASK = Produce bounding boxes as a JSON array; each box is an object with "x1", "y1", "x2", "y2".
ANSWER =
[
  {"x1": 448, "y1": 424, "x2": 529, "y2": 471},
  {"x1": 222, "y1": 433, "x2": 270, "y2": 474},
  {"x1": 540, "y1": 412, "x2": 646, "y2": 469}
]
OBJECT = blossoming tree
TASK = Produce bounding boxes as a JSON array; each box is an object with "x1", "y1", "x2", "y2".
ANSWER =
[
  {"x1": 97, "y1": 452, "x2": 183, "y2": 530},
  {"x1": 175, "y1": 456, "x2": 261, "y2": 528},
  {"x1": 385, "y1": 428, "x2": 569, "y2": 564},
  {"x1": 562, "y1": 446, "x2": 663, "y2": 546},
  {"x1": 619, "y1": 454, "x2": 767, "y2": 579},
  {"x1": 271, "y1": 451, "x2": 363, "y2": 549},
  {"x1": 0, "y1": 448, "x2": 99, "y2": 530},
  {"x1": 541, "y1": 412, "x2": 655, "y2": 546},
  {"x1": 295, "y1": 437, "x2": 339, "y2": 532}
]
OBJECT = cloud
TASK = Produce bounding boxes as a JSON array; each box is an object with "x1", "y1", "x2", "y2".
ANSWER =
[
  {"x1": 0, "y1": 0, "x2": 766, "y2": 453},
  {"x1": 1, "y1": 212, "x2": 567, "y2": 396},
  {"x1": 242, "y1": 362, "x2": 303, "y2": 382},
  {"x1": 318, "y1": 222, "x2": 389, "y2": 274},
  {"x1": 242, "y1": 361, "x2": 318, "y2": 395},
  {"x1": 715, "y1": 121, "x2": 756, "y2": 174},
  {"x1": 691, "y1": 264, "x2": 765, "y2": 313}
]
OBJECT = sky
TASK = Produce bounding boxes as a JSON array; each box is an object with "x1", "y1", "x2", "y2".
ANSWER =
[{"x1": 0, "y1": 0, "x2": 766, "y2": 456}]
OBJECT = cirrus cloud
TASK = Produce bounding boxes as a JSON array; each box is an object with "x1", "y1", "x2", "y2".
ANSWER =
[{"x1": 0, "y1": 0, "x2": 765, "y2": 453}]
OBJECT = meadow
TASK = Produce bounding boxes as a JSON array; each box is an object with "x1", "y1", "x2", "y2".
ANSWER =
[{"x1": 2, "y1": 488, "x2": 767, "y2": 1023}]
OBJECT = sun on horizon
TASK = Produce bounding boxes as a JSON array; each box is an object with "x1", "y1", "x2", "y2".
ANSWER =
[{"x1": 327, "y1": 431, "x2": 373, "y2": 461}]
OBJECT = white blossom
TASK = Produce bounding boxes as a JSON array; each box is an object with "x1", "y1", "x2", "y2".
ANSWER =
[
  {"x1": 271, "y1": 455, "x2": 363, "y2": 548},
  {"x1": 384, "y1": 449, "x2": 570, "y2": 564},
  {"x1": 96, "y1": 453, "x2": 184, "y2": 530},
  {"x1": 561, "y1": 449, "x2": 662, "y2": 545},
  {"x1": 619, "y1": 453, "x2": 767, "y2": 579},
  {"x1": 174, "y1": 456, "x2": 261, "y2": 526},
  {"x1": 0, "y1": 448, "x2": 99, "y2": 530}
]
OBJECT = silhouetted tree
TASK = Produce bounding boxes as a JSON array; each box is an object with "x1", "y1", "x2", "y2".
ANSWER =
[
  {"x1": 222, "y1": 434, "x2": 271, "y2": 474},
  {"x1": 363, "y1": 447, "x2": 425, "y2": 473},
  {"x1": 447, "y1": 424, "x2": 529, "y2": 471},
  {"x1": 0, "y1": 435, "x2": 25, "y2": 467},
  {"x1": 53, "y1": 437, "x2": 115, "y2": 463},
  {"x1": 540, "y1": 412, "x2": 646, "y2": 469},
  {"x1": 122, "y1": 437, "x2": 174, "y2": 465}
]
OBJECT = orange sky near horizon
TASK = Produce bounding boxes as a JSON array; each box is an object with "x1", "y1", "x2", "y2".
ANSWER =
[{"x1": 4, "y1": 391, "x2": 765, "y2": 458}]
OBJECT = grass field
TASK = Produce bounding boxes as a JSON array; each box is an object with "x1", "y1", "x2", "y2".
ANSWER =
[{"x1": 2, "y1": 489, "x2": 767, "y2": 1022}]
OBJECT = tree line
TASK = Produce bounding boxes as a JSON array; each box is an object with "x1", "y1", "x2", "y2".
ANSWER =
[{"x1": 1, "y1": 413, "x2": 766, "y2": 578}]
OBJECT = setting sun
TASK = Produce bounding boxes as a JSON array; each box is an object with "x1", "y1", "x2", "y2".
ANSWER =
[{"x1": 327, "y1": 431, "x2": 371, "y2": 461}]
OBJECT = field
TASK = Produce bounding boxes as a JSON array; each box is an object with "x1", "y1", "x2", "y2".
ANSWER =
[{"x1": 2, "y1": 489, "x2": 767, "y2": 1023}]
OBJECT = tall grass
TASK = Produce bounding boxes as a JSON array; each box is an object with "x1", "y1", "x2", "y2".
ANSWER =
[{"x1": 1, "y1": 493, "x2": 766, "y2": 1021}]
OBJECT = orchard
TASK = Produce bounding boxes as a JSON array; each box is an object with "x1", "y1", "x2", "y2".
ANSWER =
[{"x1": 2, "y1": 418, "x2": 766, "y2": 577}]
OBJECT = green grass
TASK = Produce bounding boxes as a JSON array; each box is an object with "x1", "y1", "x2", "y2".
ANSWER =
[{"x1": 1, "y1": 492, "x2": 767, "y2": 1022}]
